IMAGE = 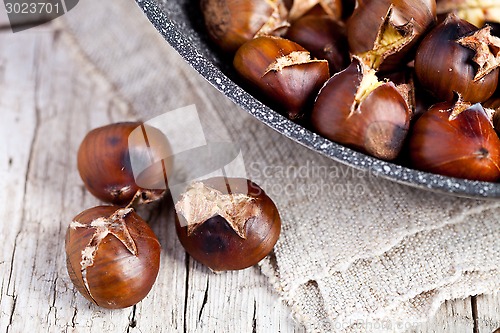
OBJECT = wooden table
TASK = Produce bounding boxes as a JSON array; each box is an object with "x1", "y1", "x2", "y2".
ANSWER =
[{"x1": 0, "y1": 12, "x2": 498, "y2": 333}]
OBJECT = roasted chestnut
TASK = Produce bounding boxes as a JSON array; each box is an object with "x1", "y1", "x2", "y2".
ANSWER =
[
  {"x1": 174, "y1": 177, "x2": 281, "y2": 271},
  {"x1": 485, "y1": 95, "x2": 500, "y2": 135},
  {"x1": 77, "y1": 122, "x2": 172, "y2": 206},
  {"x1": 346, "y1": 0, "x2": 436, "y2": 71},
  {"x1": 409, "y1": 98, "x2": 500, "y2": 182},
  {"x1": 201, "y1": 0, "x2": 289, "y2": 53},
  {"x1": 285, "y1": 14, "x2": 349, "y2": 74},
  {"x1": 415, "y1": 14, "x2": 500, "y2": 103},
  {"x1": 233, "y1": 36, "x2": 330, "y2": 119},
  {"x1": 65, "y1": 206, "x2": 161, "y2": 309},
  {"x1": 311, "y1": 57, "x2": 411, "y2": 160}
]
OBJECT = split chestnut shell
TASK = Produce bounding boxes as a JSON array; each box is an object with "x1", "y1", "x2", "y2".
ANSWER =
[
  {"x1": 175, "y1": 177, "x2": 281, "y2": 271},
  {"x1": 415, "y1": 14, "x2": 500, "y2": 103},
  {"x1": 65, "y1": 206, "x2": 161, "y2": 309},
  {"x1": 311, "y1": 58, "x2": 411, "y2": 161},
  {"x1": 285, "y1": 15, "x2": 349, "y2": 74},
  {"x1": 346, "y1": 0, "x2": 436, "y2": 71},
  {"x1": 234, "y1": 36, "x2": 330, "y2": 119}
]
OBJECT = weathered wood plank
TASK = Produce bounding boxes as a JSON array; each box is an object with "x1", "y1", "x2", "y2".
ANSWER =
[
  {"x1": 408, "y1": 299, "x2": 474, "y2": 332},
  {"x1": 476, "y1": 293, "x2": 500, "y2": 332},
  {"x1": 0, "y1": 30, "x2": 38, "y2": 333},
  {"x1": 183, "y1": 260, "x2": 303, "y2": 333},
  {"x1": 0, "y1": 29, "x2": 137, "y2": 332}
]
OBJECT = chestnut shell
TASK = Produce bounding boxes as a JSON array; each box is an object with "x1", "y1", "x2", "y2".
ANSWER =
[
  {"x1": 285, "y1": 15, "x2": 349, "y2": 74},
  {"x1": 65, "y1": 206, "x2": 161, "y2": 309},
  {"x1": 409, "y1": 101, "x2": 500, "y2": 182},
  {"x1": 414, "y1": 14, "x2": 499, "y2": 103},
  {"x1": 77, "y1": 122, "x2": 171, "y2": 205},
  {"x1": 233, "y1": 36, "x2": 330, "y2": 119},
  {"x1": 346, "y1": 0, "x2": 436, "y2": 71},
  {"x1": 175, "y1": 177, "x2": 281, "y2": 271},
  {"x1": 311, "y1": 59, "x2": 410, "y2": 161}
]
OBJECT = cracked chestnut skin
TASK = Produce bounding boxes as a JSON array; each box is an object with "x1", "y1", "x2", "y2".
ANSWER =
[
  {"x1": 175, "y1": 177, "x2": 281, "y2": 271},
  {"x1": 65, "y1": 206, "x2": 161, "y2": 309},
  {"x1": 415, "y1": 14, "x2": 500, "y2": 103}
]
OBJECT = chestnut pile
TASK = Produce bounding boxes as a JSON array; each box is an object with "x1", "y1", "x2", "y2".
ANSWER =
[
  {"x1": 202, "y1": 0, "x2": 500, "y2": 182},
  {"x1": 66, "y1": 122, "x2": 281, "y2": 309}
]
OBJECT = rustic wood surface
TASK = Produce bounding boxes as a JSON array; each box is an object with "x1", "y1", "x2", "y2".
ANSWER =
[
  {"x1": 0, "y1": 20, "x2": 498, "y2": 333},
  {"x1": 0, "y1": 2, "x2": 9, "y2": 26}
]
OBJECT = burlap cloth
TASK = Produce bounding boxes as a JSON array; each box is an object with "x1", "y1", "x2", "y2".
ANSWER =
[{"x1": 61, "y1": 1, "x2": 500, "y2": 332}]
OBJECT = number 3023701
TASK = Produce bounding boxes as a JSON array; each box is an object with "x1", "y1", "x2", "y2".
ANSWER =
[{"x1": 5, "y1": 2, "x2": 62, "y2": 14}]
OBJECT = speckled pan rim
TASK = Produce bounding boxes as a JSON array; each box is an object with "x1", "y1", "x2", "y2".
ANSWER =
[{"x1": 136, "y1": 0, "x2": 500, "y2": 199}]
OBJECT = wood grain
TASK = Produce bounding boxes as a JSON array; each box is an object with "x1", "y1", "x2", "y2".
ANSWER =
[
  {"x1": 410, "y1": 299, "x2": 474, "y2": 333},
  {"x1": 476, "y1": 293, "x2": 500, "y2": 333}
]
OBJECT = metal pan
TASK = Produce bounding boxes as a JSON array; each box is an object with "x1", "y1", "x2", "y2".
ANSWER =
[{"x1": 135, "y1": 0, "x2": 500, "y2": 199}]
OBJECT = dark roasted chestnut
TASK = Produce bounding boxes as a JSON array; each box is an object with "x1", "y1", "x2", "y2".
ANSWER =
[
  {"x1": 285, "y1": 14, "x2": 349, "y2": 74},
  {"x1": 311, "y1": 57, "x2": 411, "y2": 160},
  {"x1": 65, "y1": 206, "x2": 161, "y2": 309},
  {"x1": 233, "y1": 36, "x2": 330, "y2": 119},
  {"x1": 174, "y1": 177, "x2": 281, "y2": 271},
  {"x1": 415, "y1": 14, "x2": 500, "y2": 103},
  {"x1": 346, "y1": 0, "x2": 436, "y2": 71},
  {"x1": 77, "y1": 122, "x2": 172, "y2": 206},
  {"x1": 409, "y1": 97, "x2": 500, "y2": 181}
]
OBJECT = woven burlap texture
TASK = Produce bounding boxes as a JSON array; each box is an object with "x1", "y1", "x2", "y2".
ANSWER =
[{"x1": 62, "y1": 1, "x2": 500, "y2": 332}]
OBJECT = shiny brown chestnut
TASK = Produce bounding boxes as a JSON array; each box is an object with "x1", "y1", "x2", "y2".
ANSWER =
[
  {"x1": 409, "y1": 98, "x2": 500, "y2": 182},
  {"x1": 65, "y1": 206, "x2": 161, "y2": 309},
  {"x1": 415, "y1": 14, "x2": 500, "y2": 103},
  {"x1": 201, "y1": 0, "x2": 289, "y2": 53},
  {"x1": 233, "y1": 36, "x2": 329, "y2": 119},
  {"x1": 77, "y1": 122, "x2": 172, "y2": 206},
  {"x1": 311, "y1": 57, "x2": 411, "y2": 161},
  {"x1": 285, "y1": 15, "x2": 349, "y2": 74},
  {"x1": 174, "y1": 177, "x2": 281, "y2": 271},
  {"x1": 346, "y1": 0, "x2": 436, "y2": 71}
]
